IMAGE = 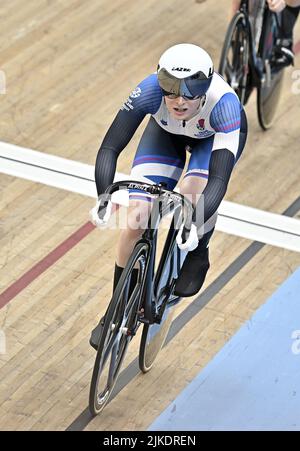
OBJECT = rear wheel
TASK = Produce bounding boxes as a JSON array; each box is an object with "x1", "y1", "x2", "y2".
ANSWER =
[
  {"x1": 139, "y1": 303, "x2": 176, "y2": 373},
  {"x1": 138, "y1": 222, "x2": 183, "y2": 374},
  {"x1": 257, "y1": 65, "x2": 284, "y2": 130},
  {"x1": 89, "y1": 242, "x2": 149, "y2": 415},
  {"x1": 219, "y1": 12, "x2": 251, "y2": 105},
  {"x1": 256, "y1": 12, "x2": 285, "y2": 130}
]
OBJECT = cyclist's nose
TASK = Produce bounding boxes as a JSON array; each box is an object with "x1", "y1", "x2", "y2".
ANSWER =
[{"x1": 176, "y1": 96, "x2": 185, "y2": 105}]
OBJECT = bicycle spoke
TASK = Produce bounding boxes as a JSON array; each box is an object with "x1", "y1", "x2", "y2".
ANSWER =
[
  {"x1": 107, "y1": 339, "x2": 120, "y2": 386},
  {"x1": 225, "y1": 61, "x2": 234, "y2": 81}
]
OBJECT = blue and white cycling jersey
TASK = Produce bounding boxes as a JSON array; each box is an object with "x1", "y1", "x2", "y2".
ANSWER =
[
  {"x1": 121, "y1": 72, "x2": 242, "y2": 158},
  {"x1": 95, "y1": 69, "x2": 247, "y2": 222}
]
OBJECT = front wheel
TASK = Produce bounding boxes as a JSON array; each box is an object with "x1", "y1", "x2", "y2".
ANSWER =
[
  {"x1": 218, "y1": 11, "x2": 251, "y2": 105},
  {"x1": 89, "y1": 242, "x2": 149, "y2": 416}
]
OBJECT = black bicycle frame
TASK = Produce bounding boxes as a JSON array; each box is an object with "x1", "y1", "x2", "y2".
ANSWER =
[
  {"x1": 238, "y1": 0, "x2": 265, "y2": 84},
  {"x1": 239, "y1": 0, "x2": 281, "y2": 86},
  {"x1": 139, "y1": 197, "x2": 185, "y2": 324},
  {"x1": 101, "y1": 180, "x2": 193, "y2": 325}
]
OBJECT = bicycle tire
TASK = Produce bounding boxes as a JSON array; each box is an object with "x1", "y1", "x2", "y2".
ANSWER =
[
  {"x1": 89, "y1": 242, "x2": 149, "y2": 415},
  {"x1": 218, "y1": 11, "x2": 251, "y2": 105},
  {"x1": 256, "y1": 10, "x2": 285, "y2": 130},
  {"x1": 257, "y1": 68, "x2": 284, "y2": 130},
  {"x1": 139, "y1": 304, "x2": 175, "y2": 373}
]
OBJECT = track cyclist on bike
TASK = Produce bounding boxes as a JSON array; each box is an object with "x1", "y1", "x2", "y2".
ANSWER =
[
  {"x1": 231, "y1": 0, "x2": 300, "y2": 68},
  {"x1": 89, "y1": 43, "x2": 248, "y2": 349}
]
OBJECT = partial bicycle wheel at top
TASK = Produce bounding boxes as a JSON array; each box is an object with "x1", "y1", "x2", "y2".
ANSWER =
[
  {"x1": 218, "y1": 10, "x2": 251, "y2": 105},
  {"x1": 219, "y1": 0, "x2": 286, "y2": 130},
  {"x1": 256, "y1": 9, "x2": 285, "y2": 130}
]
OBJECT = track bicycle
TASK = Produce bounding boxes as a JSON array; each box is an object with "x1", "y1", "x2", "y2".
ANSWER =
[
  {"x1": 219, "y1": 0, "x2": 286, "y2": 129},
  {"x1": 89, "y1": 180, "x2": 193, "y2": 415}
]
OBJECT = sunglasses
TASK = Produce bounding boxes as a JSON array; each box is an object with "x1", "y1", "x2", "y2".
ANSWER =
[{"x1": 163, "y1": 91, "x2": 202, "y2": 101}]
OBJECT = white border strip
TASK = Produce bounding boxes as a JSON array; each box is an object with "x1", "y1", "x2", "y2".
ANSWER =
[{"x1": 1, "y1": 141, "x2": 300, "y2": 252}]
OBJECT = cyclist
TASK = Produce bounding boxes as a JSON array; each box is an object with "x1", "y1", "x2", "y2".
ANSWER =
[
  {"x1": 230, "y1": 0, "x2": 300, "y2": 68},
  {"x1": 89, "y1": 43, "x2": 248, "y2": 349}
]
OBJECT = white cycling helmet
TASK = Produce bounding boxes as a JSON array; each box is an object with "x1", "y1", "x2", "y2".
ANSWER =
[{"x1": 157, "y1": 43, "x2": 214, "y2": 98}]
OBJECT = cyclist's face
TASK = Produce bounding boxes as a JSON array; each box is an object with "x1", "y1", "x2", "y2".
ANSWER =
[{"x1": 164, "y1": 95, "x2": 203, "y2": 121}]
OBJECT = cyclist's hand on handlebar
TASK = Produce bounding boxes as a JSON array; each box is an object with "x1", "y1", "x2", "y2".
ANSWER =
[
  {"x1": 176, "y1": 223, "x2": 199, "y2": 252},
  {"x1": 89, "y1": 199, "x2": 112, "y2": 228},
  {"x1": 267, "y1": 0, "x2": 286, "y2": 13}
]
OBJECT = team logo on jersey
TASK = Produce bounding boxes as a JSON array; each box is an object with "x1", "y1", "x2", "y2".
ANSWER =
[
  {"x1": 160, "y1": 119, "x2": 168, "y2": 126},
  {"x1": 121, "y1": 98, "x2": 134, "y2": 111},
  {"x1": 194, "y1": 130, "x2": 214, "y2": 138},
  {"x1": 197, "y1": 119, "x2": 205, "y2": 131},
  {"x1": 121, "y1": 87, "x2": 141, "y2": 111},
  {"x1": 130, "y1": 87, "x2": 142, "y2": 99}
]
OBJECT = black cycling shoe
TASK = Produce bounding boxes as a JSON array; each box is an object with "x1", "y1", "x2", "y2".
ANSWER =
[
  {"x1": 174, "y1": 247, "x2": 210, "y2": 297},
  {"x1": 272, "y1": 38, "x2": 294, "y2": 69},
  {"x1": 89, "y1": 316, "x2": 105, "y2": 351}
]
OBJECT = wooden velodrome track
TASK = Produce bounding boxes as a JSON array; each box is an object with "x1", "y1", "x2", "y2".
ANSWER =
[{"x1": 0, "y1": 0, "x2": 300, "y2": 431}]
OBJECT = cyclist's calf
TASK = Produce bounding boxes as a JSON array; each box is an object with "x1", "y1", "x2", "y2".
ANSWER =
[{"x1": 117, "y1": 199, "x2": 153, "y2": 267}]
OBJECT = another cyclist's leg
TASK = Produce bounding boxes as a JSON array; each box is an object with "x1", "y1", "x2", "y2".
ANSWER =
[{"x1": 273, "y1": 6, "x2": 299, "y2": 68}]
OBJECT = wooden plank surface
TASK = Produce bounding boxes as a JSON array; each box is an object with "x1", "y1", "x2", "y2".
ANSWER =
[{"x1": 0, "y1": 0, "x2": 299, "y2": 430}]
